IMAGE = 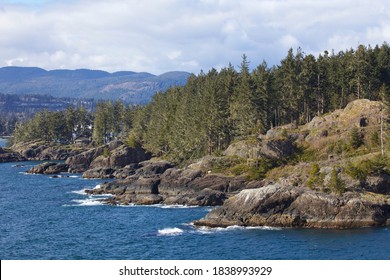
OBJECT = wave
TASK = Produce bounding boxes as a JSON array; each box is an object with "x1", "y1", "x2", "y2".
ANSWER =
[
  {"x1": 71, "y1": 189, "x2": 89, "y2": 195},
  {"x1": 19, "y1": 172, "x2": 38, "y2": 175},
  {"x1": 63, "y1": 198, "x2": 105, "y2": 207},
  {"x1": 189, "y1": 224, "x2": 282, "y2": 234},
  {"x1": 157, "y1": 204, "x2": 200, "y2": 209},
  {"x1": 157, "y1": 227, "x2": 184, "y2": 236}
]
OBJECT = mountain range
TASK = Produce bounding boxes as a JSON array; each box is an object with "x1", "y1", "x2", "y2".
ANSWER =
[{"x1": 0, "y1": 66, "x2": 191, "y2": 104}]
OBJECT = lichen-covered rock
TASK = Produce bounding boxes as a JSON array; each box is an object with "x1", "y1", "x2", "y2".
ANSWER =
[{"x1": 223, "y1": 138, "x2": 296, "y2": 160}]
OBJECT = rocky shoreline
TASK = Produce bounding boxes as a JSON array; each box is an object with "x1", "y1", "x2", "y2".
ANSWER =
[
  {"x1": 24, "y1": 153, "x2": 390, "y2": 229},
  {"x1": 193, "y1": 184, "x2": 390, "y2": 228},
  {"x1": 3, "y1": 99, "x2": 390, "y2": 229}
]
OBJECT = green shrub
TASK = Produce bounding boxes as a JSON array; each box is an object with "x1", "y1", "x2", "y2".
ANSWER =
[
  {"x1": 229, "y1": 163, "x2": 248, "y2": 176},
  {"x1": 328, "y1": 168, "x2": 346, "y2": 195},
  {"x1": 102, "y1": 147, "x2": 110, "y2": 158},
  {"x1": 370, "y1": 131, "x2": 380, "y2": 147},
  {"x1": 346, "y1": 154, "x2": 389, "y2": 183},
  {"x1": 307, "y1": 163, "x2": 321, "y2": 189},
  {"x1": 228, "y1": 158, "x2": 279, "y2": 181},
  {"x1": 126, "y1": 131, "x2": 140, "y2": 148},
  {"x1": 281, "y1": 129, "x2": 288, "y2": 139},
  {"x1": 349, "y1": 127, "x2": 364, "y2": 149}
]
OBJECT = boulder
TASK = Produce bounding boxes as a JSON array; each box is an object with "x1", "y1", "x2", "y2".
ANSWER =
[
  {"x1": 223, "y1": 141, "x2": 262, "y2": 159},
  {"x1": 259, "y1": 138, "x2": 296, "y2": 160},
  {"x1": 223, "y1": 138, "x2": 296, "y2": 161},
  {"x1": 135, "y1": 160, "x2": 173, "y2": 177},
  {"x1": 364, "y1": 173, "x2": 390, "y2": 194},
  {"x1": 71, "y1": 143, "x2": 150, "y2": 174},
  {"x1": 27, "y1": 162, "x2": 69, "y2": 174},
  {"x1": 82, "y1": 167, "x2": 115, "y2": 179},
  {"x1": 66, "y1": 146, "x2": 106, "y2": 173}
]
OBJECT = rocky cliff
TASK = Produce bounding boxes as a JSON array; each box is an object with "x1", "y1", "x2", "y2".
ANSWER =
[
  {"x1": 9, "y1": 99, "x2": 390, "y2": 229},
  {"x1": 194, "y1": 184, "x2": 390, "y2": 228}
]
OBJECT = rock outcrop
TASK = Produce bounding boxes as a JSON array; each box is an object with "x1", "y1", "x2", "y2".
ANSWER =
[
  {"x1": 27, "y1": 162, "x2": 69, "y2": 174},
  {"x1": 223, "y1": 137, "x2": 297, "y2": 161},
  {"x1": 67, "y1": 141, "x2": 150, "y2": 173},
  {"x1": 0, "y1": 147, "x2": 26, "y2": 162},
  {"x1": 11, "y1": 141, "x2": 85, "y2": 161},
  {"x1": 194, "y1": 184, "x2": 390, "y2": 228},
  {"x1": 86, "y1": 160, "x2": 250, "y2": 206}
]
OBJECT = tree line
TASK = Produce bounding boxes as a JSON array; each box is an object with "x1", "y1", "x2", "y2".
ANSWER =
[
  {"x1": 10, "y1": 43, "x2": 390, "y2": 162},
  {"x1": 132, "y1": 43, "x2": 390, "y2": 161}
]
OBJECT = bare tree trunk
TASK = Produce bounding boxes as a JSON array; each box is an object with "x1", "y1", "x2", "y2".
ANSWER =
[{"x1": 381, "y1": 105, "x2": 384, "y2": 156}]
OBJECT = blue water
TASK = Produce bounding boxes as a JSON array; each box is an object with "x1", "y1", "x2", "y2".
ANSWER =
[{"x1": 0, "y1": 141, "x2": 389, "y2": 259}]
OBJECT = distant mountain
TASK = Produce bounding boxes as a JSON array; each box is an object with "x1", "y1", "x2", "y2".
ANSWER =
[
  {"x1": 0, "y1": 67, "x2": 191, "y2": 104},
  {"x1": 0, "y1": 93, "x2": 94, "y2": 114}
]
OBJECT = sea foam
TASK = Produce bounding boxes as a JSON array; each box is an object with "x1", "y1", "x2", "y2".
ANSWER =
[
  {"x1": 63, "y1": 198, "x2": 105, "y2": 207},
  {"x1": 157, "y1": 227, "x2": 184, "y2": 236}
]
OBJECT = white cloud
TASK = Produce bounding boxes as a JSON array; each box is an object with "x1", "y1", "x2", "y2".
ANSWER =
[{"x1": 0, "y1": 0, "x2": 389, "y2": 74}]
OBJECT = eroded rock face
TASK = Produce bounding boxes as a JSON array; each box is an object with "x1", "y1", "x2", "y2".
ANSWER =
[
  {"x1": 365, "y1": 173, "x2": 390, "y2": 194},
  {"x1": 66, "y1": 145, "x2": 110, "y2": 173},
  {"x1": 85, "y1": 161, "x2": 251, "y2": 207},
  {"x1": 89, "y1": 145, "x2": 150, "y2": 169},
  {"x1": 67, "y1": 142, "x2": 150, "y2": 173},
  {"x1": 27, "y1": 162, "x2": 69, "y2": 174},
  {"x1": 0, "y1": 147, "x2": 26, "y2": 163},
  {"x1": 194, "y1": 184, "x2": 390, "y2": 229},
  {"x1": 11, "y1": 141, "x2": 83, "y2": 161},
  {"x1": 223, "y1": 138, "x2": 296, "y2": 161}
]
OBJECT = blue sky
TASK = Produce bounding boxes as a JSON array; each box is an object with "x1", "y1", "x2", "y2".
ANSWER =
[{"x1": 0, "y1": 0, "x2": 389, "y2": 74}]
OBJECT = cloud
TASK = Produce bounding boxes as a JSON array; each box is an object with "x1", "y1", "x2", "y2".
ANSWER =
[{"x1": 0, "y1": 0, "x2": 389, "y2": 74}]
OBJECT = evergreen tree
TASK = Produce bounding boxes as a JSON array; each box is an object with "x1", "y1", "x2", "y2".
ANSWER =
[{"x1": 230, "y1": 54, "x2": 261, "y2": 137}]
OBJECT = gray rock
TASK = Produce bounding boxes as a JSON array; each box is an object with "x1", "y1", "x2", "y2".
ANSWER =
[
  {"x1": 0, "y1": 148, "x2": 26, "y2": 163},
  {"x1": 365, "y1": 173, "x2": 390, "y2": 194},
  {"x1": 27, "y1": 162, "x2": 69, "y2": 174},
  {"x1": 83, "y1": 167, "x2": 115, "y2": 179},
  {"x1": 194, "y1": 184, "x2": 390, "y2": 229},
  {"x1": 86, "y1": 165, "x2": 249, "y2": 207}
]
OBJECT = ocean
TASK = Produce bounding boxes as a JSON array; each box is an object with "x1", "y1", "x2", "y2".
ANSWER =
[{"x1": 0, "y1": 139, "x2": 389, "y2": 260}]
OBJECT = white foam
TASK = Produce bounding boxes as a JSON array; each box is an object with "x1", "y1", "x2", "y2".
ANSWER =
[
  {"x1": 246, "y1": 226, "x2": 282, "y2": 231},
  {"x1": 69, "y1": 175, "x2": 79, "y2": 178},
  {"x1": 192, "y1": 225, "x2": 282, "y2": 234},
  {"x1": 118, "y1": 203, "x2": 136, "y2": 207},
  {"x1": 157, "y1": 227, "x2": 184, "y2": 236},
  {"x1": 71, "y1": 189, "x2": 89, "y2": 195},
  {"x1": 69, "y1": 198, "x2": 105, "y2": 206},
  {"x1": 93, "y1": 184, "x2": 101, "y2": 189},
  {"x1": 19, "y1": 172, "x2": 38, "y2": 175},
  {"x1": 158, "y1": 204, "x2": 199, "y2": 209}
]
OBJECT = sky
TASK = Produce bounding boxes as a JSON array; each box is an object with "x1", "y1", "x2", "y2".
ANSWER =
[{"x1": 0, "y1": 0, "x2": 389, "y2": 74}]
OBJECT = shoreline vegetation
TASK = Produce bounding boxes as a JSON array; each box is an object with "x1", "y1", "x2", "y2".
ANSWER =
[{"x1": 1, "y1": 43, "x2": 390, "y2": 229}]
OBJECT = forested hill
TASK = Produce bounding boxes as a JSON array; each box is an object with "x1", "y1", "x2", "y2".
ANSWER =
[
  {"x1": 0, "y1": 67, "x2": 190, "y2": 104},
  {"x1": 131, "y1": 43, "x2": 390, "y2": 161},
  {"x1": 9, "y1": 43, "x2": 390, "y2": 163}
]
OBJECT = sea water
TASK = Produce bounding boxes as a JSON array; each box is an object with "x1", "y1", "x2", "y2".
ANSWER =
[{"x1": 0, "y1": 141, "x2": 389, "y2": 259}]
